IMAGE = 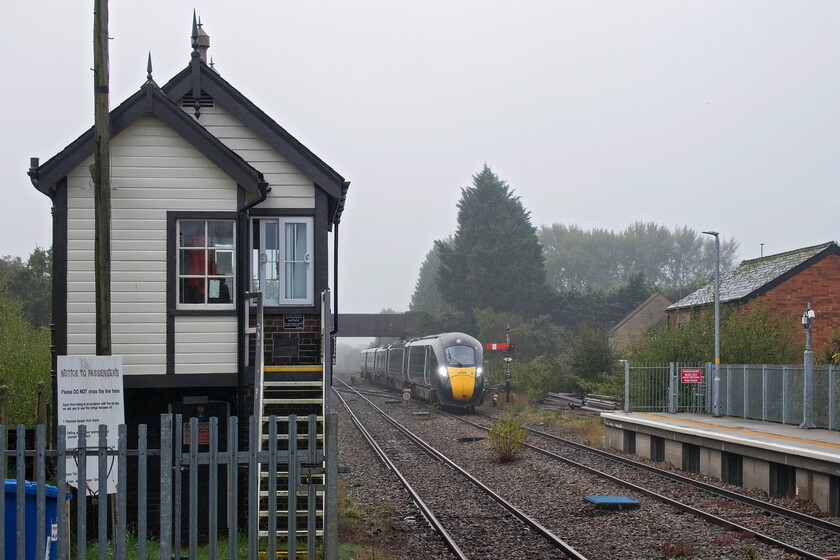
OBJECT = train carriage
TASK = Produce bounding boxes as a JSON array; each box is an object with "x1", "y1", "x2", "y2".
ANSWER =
[{"x1": 360, "y1": 332, "x2": 485, "y2": 409}]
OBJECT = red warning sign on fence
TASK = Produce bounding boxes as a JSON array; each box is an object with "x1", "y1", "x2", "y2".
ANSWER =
[
  {"x1": 680, "y1": 368, "x2": 703, "y2": 383},
  {"x1": 486, "y1": 343, "x2": 511, "y2": 350}
]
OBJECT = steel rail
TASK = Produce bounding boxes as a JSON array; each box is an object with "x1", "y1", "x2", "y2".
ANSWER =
[
  {"x1": 452, "y1": 412, "x2": 826, "y2": 560},
  {"x1": 525, "y1": 419, "x2": 840, "y2": 535},
  {"x1": 337, "y1": 380, "x2": 588, "y2": 560},
  {"x1": 333, "y1": 388, "x2": 469, "y2": 560}
]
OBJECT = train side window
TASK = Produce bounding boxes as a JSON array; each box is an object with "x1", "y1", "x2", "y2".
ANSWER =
[
  {"x1": 425, "y1": 347, "x2": 439, "y2": 379},
  {"x1": 375, "y1": 348, "x2": 386, "y2": 373},
  {"x1": 388, "y1": 348, "x2": 404, "y2": 375},
  {"x1": 408, "y1": 347, "x2": 424, "y2": 377}
]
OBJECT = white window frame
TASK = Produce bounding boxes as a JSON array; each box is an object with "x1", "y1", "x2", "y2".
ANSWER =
[
  {"x1": 252, "y1": 217, "x2": 314, "y2": 306},
  {"x1": 176, "y1": 219, "x2": 236, "y2": 310}
]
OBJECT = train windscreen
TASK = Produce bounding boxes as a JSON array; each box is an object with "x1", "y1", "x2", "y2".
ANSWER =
[{"x1": 444, "y1": 345, "x2": 476, "y2": 367}]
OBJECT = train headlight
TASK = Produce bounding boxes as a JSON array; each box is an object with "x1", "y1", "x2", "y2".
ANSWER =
[
  {"x1": 438, "y1": 366, "x2": 448, "y2": 378},
  {"x1": 476, "y1": 366, "x2": 483, "y2": 376}
]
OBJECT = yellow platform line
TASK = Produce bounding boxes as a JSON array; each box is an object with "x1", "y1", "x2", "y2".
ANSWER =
[
  {"x1": 264, "y1": 365, "x2": 323, "y2": 372},
  {"x1": 636, "y1": 413, "x2": 840, "y2": 450}
]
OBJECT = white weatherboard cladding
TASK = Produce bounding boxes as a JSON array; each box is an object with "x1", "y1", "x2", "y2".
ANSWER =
[
  {"x1": 187, "y1": 102, "x2": 315, "y2": 209},
  {"x1": 174, "y1": 316, "x2": 237, "y2": 374},
  {"x1": 66, "y1": 115, "x2": 238, "y2": 376}
]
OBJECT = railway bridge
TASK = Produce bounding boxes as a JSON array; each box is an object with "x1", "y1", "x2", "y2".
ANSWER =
[{"x1": 335, "y1": 313, "x2": 420, "y2": 338}]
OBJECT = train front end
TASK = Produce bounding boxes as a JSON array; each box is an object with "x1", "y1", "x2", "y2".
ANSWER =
[{"x1": 436, "y1": 334, "x2": 485, "y2": 408}]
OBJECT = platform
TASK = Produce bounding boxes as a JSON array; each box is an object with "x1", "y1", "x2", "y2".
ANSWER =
[{"x1": 600, "y1": 412, "x2": 840, "y2": 515}]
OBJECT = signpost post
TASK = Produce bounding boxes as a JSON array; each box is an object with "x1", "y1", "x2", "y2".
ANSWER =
[{"x1": 486, "y1": 327, "x2": 514, "y2": 403}]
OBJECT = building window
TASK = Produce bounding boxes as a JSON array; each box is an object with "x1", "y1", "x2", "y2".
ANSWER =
[
  {"x1": 252, "y1": 217, "x2": 314, "y2": 306},
  {"x1": 177, "y1": 219, "x2": 235, "y2": 308}
]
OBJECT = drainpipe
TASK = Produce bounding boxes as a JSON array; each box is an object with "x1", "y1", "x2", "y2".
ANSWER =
[
  {"x1": 236, "y1": 181, "x2": 268, "y2": 425},
  {"x1": 331, "y1": 223, "x2": 339, "y2": 336},
  {"x1": 28, "y1": 158, "x2": 61, "y2": 445}
]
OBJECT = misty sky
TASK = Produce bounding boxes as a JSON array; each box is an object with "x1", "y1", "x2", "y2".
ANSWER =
[{"x1": 2, "y1": 2, "x2": 838, "y2": 313}]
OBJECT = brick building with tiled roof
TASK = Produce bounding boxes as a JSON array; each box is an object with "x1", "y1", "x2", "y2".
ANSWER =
[
  {"x1": 611, "y1": 293, "x2": 672, "y2": 351},
  {"x1": 666, "y1": 242, "x2": 840, "y2": 351}
]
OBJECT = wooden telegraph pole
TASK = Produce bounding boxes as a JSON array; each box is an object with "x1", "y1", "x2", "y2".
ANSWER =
[{"x1": 93, "y1": 0, "x2": 111, "y2": 356}]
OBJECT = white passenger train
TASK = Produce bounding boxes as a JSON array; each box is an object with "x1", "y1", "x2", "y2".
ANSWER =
[{"x1": 360, "y1": 332, "x2": 485, "y2": 409}]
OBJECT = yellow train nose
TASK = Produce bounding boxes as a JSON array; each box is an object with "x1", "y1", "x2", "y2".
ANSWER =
[{"x1": 448, "y1": 368, "x2": 475, "y2": 400}]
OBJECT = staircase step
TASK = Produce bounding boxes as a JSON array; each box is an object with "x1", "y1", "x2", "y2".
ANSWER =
[
  {"x1": 255, "y1": 360, "x2": 325, "y2": 547},
  {"x1": 264, "y1": 380, "x2": 323, "y2": 388}
]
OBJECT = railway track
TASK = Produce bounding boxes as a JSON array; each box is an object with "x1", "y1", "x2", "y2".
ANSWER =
[
  {"x1": 447, "y1": 410, "x2": 840, "y2": 560},
  {"x1": 476, "y1": 411, "x2": 840, "y2": 534},
  {"x1": 335, "y1": 373, "x2": 839, "y2": 558},
  {"x1": 334, "y1": 381, "x2": 588, "y2": 560}
]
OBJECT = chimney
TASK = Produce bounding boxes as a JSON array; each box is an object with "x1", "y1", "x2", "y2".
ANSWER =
[{"x1": 196, "y1": 19, "x2": 210, "y2": 62}]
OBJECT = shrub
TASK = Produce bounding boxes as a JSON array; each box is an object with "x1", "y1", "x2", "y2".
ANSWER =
[
  {"x1": 0, "y1": 292, "x2": 51, "y2": 427},
  {"x1": 488, "y1": 415, "x2": 528, "y2": 463}
]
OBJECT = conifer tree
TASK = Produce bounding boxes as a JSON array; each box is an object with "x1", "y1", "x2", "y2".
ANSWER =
[{"x1": 436, "y1": 165, "x2": 552, "y2": 321}]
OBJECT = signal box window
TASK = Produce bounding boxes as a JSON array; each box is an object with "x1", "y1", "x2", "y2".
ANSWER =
[
  {"x1": 252, "y1": 217, "x2": 314, "y2": 306},
  {"x1": 178, "y1": 219, "x2": 235, "y2": 308}
]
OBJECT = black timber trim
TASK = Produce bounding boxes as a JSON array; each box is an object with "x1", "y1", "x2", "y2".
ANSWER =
[
  {"x1": 161, "y1": 62, "x2": 346, "y2": 200},
  {"x1": 236, "y1": 188, "x2": 248, "y2": 421},
  {"x1": 247, "y1": 208, "x2": 315, "y2": 217},
  {"x1": 166, "y1": 210, "x2": 240, "y2": 375},
  {"x1": 50, "y1": 179, "x2": 68, "y2": 442},
  {"x1": 124, "y1": 373, "x2": 238, "y2": 389},
  {"x1": 34, "y1": 81, "x2": 264, "y2": 195},
  {"x1": 314, "y1": 189, "x2": 329, "y2": 304}
]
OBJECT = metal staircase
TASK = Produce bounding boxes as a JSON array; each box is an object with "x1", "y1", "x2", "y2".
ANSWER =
[
  {"x1": 245, "y1": 289, "x2": 336, "y2": 557},
  {"x1": 255, "y1": 365, "x2": 326, "y2": 540}
]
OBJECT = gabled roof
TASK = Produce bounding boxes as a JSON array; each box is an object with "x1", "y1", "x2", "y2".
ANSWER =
[
  {"x1": 161, "y1": 59, "x2": 348, "y2": 202},
  {"x1": 611, "y1": 293, "x2": 671, "y2": 333},
  {"x1": 30, "y1": 78, "x2": 266, "y2": 197},
  {"x1": 667, "y1": 241, "x2": 840, "y2": 311}
]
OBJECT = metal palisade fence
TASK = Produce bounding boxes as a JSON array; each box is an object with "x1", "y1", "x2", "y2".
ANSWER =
[
  {"x1": 715, "y1": 363, "x2": 837, "y2": 429},
  {"x1": 624, "y1": 362, "x2": 838, "y2": 430},
  {"x1": 0, "y1": 413, "x2": 338, "y2": 560},
  {"x1": 624, "y1": 362, "x2": 707, "y2": 414}
]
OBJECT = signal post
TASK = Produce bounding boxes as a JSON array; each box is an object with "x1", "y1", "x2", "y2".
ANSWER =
[{"x1": 486, "y1": 326, "x2": 514, "y2": 403}]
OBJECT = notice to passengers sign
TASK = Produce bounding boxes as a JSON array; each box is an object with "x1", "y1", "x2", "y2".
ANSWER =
[
  {"x1": 680, "y1": 368, "x2": 703, "y2": 383},
  {"x1": 57, "y1": 355, "x2": 125, "y2": 494}
]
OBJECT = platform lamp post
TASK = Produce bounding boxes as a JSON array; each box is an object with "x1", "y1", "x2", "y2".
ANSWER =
[
  {"x1": 800, "y1": 302, "x2": 816, "y2": 429},
  {"x1": 702, "y1": 231, "x2": 721, "y2": 417}
]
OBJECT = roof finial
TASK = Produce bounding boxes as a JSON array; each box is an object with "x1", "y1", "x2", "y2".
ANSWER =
[
  {"x1": 147, "y1": 52, "x2": 153, "y2": 82},
  {"x1": 191, "y1": 10, "x2": 199, "y2": 57}
]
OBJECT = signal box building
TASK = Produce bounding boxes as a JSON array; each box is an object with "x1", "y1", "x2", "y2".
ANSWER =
[{"x1": 28, "y1": 21, "x2": 349, "y2": 433}]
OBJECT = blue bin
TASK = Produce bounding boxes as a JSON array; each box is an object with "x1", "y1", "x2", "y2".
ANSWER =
[{"x1": 4, "y1": 479, "x2": 70, "y2": 560}]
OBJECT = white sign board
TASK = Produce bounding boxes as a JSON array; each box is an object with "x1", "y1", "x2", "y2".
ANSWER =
[{"x1": 57, "y1": 355, "x2": 125, "y2": 494}]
